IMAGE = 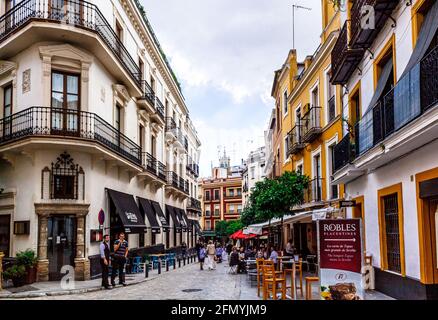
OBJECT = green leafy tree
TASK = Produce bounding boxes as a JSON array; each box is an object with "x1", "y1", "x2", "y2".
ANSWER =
[
  {"x1": 241, "y1": 171, "x2": 309, "y2": 247},
  {"x1": 226, "y1": 220, "x2": 243, "y2": 235},
  {"x1": 215, "y1": 220, "x2": 228, "y2": 238}
]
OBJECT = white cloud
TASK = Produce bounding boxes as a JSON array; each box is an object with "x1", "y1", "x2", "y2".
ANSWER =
[{"x1": 142, "y1": 0, "x2": 323, "y2": 174}]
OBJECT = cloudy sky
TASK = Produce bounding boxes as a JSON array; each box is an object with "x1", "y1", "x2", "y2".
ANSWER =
[{"x1": 142, "y1": 0, "x2": 323, "y2": 177}]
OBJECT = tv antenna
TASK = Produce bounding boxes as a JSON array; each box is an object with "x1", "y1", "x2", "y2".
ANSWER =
[{"x1": 292, "y1": 3, "x2": 312, "y2": 49}]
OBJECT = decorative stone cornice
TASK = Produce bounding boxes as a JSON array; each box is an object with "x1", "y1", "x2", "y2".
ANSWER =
[
  {"x1": 0, "y1": 60, "x2": 17, "y2": 77},
  {"x1": 35, "y1": 203, "x2": 90, "y2": 216},
  {"x1": 113, "y1": 84, "x2": 131, "y2": 103}
]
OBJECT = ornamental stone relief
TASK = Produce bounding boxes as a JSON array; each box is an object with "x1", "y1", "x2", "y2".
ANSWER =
[{"x1": 22, "y1": 69, "x2": 31, "y2": 93}]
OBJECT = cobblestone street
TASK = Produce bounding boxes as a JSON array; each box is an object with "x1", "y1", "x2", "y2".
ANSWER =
[{"x1": 22, "y1": 261, "x2": 259, "y2": 300}]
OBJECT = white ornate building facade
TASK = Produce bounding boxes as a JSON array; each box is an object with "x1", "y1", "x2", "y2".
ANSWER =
[{"x1": 0, "y1": 0, "x2": 201, "y2": 281}]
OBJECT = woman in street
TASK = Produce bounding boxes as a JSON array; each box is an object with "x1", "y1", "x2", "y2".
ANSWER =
[
  {"x1": 206, "y1": 240, "x2": 216, "y2": 270},
  {"x1": 198, "y1": 245, "x2": 206, "y2": 270}
]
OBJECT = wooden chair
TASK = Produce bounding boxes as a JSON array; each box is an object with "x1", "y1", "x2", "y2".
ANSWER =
[
  {"x1": 295, "y1": 258, "x2": 303, "y2": 298},
  {"x1": 305, "y1": 276, "x2": 319, "y2": 300},
  {"x1": 256, "y1": 258, "x2": 264, "y2": 297},
  {"x1": 283, "y1": 261, "x2": 296, "y2": 300},
  {"x1": 262, "y1": 263, "x2": 286, "y2": 300}
]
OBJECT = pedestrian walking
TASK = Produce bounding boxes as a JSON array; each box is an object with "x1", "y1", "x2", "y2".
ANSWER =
[
  {"x1": 206, "y1": 240, "x2": 216, "y2": 270},
  {"x1": 111, "y1": 232, "x2": 128, "y2": 287},
  {"x1": 100, "y1": 234, "x2": 112, "y2": 290},
  {"x1": 199, "y1": 245, "x2": 206, "y2": 270}
]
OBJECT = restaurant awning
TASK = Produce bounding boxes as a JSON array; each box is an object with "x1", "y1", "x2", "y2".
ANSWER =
[
  {"x1": 166, "y1": 205, "x2": 181, "y2": 233},
  {"x1": 137, "y1": 197, "x2": 161, "y2": 234},
  {"x1": 150, "y1": 200, "x2": 170, "y2": 232},
  {"x1": 106, "y1": 189, "x2": 147, "y2": 234},
  {"x1": 191, "y1": 220, "x2": 202, "y2": 235},
  {"x1": 178, "y1": 208, "x2": 189, "y2": 232}
]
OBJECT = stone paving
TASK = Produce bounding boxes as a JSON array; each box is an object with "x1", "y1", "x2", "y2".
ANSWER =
[{"x1": 4, "y1": 259, "x2": 393, "y2": 300}]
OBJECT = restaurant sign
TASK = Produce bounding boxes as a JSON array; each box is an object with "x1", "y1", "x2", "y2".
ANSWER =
[{"x1": 317, "y1": 219, "x2": 363, "y2": 300}]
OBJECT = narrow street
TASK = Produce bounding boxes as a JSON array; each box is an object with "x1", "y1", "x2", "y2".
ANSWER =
[{"x1": 21, "y1": 262, "x2": 259, "y2": 300}]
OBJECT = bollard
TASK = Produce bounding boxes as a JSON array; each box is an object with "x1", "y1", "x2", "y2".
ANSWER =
[
  {"x1": 145, "y1": 262, "x2": 149, "y2": 278},
  {"x1": 0, "y1": 251, "x2": 4, "y2": 291},
  {"x1": 158, "y1": 258, "x2": 161, "y2": 275},
  {"x1": 166, "y1": 259, "x2": 169, "y2": 272},
  {"x1": 173, "y1": 258, "x2": 176, "y2": 270}
]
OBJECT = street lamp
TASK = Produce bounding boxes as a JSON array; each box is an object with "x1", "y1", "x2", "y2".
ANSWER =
[{"x1": 291, "y1": 3, "x2": 312, "y2": 49}]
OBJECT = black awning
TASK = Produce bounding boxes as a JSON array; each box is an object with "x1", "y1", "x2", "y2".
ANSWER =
[
  {"x1": 192, "y1": 220, "x2": 202, "y2": 235},
  {"x1": 179, "y1": 209, "x2": 190, "y2": 232},
  {"x1": 175, "y1": 208, "x2": 188, "y2": 232},
  {"x1": 150, "y1": 201, "x2": 170, "y2": 232},
  {"x1": 137, "y1": 197, "x2": 161, "y2": 234},
  {"x1": 107, "y1": 189, "x2": 147, "y2": 234},
  {"x1": 166, "y1": 205, "x2": 181, "y2": 233}
]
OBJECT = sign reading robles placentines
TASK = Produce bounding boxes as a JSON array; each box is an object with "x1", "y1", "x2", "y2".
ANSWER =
[{"x1": 318, "y1": 219, "x2": 363, "y2": 300}]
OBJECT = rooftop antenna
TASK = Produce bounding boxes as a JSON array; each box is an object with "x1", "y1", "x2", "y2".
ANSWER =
[{"x1": 292, "y1": 3, "x2": 312, "y2": 49}]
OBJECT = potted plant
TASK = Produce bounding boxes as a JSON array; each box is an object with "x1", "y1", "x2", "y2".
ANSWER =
[
  {"x1": 16, "y1": 249, "x2": 38, "y2": 284},
  {"x1": 3, "y1": 265, "x2": 26, "y2": 288}
]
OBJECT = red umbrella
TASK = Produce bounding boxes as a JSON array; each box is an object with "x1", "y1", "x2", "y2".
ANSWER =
[{"x1": 230, "y1": 229, "x2": 258, "y2": 240}]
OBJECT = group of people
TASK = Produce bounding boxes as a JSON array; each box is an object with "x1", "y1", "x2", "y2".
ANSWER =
[
  {"x1": 195, "y1": 238, "x2": 298, "y2": 274},
  {"x1": 195, "y1": 240, "x2": 227, "y2": 271},
  {"x1": 99, "y1": 232, "x2": 129, "y2": 290}
]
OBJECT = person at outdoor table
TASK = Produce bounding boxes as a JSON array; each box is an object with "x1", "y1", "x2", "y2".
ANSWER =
[
  {"x1": 111, "y1": 232, "x2": 128, "y2": 287},
  {"x1": 99, "y1": 234, "x2": 112, "y2": 290},
  {"x1": 244, "y1": 246, "x2": 254, "y2": 260},
  {"x1": 285, "y1": 239, "x2": 295, "y2": 256},
  {"x1": 269, "y1": 246, "x2": 279, "y2": 269}
]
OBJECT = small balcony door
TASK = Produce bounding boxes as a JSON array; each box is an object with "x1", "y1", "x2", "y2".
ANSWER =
[
  {"x1": 51, "y1": 71, "x2": 80, "y2": 136},
  {"x1": 2, "y1": 84, "x2": 13, "y2": 138},
  {"x1": 49, "y1": 0, "x2": 83, "y2": 25},
  {"x1": 4, "y1": 0, "x2": 15, "y2": 33}
]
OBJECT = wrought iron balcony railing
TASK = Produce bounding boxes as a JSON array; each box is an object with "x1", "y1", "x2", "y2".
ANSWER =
[
  {"x1": 140, "y1": 80, "x2": 155, "y2": 106},
  {"x1": 155, "y1": 97, "x2": 165, "y2": 120},
  {"x1": 0, "y1": 106, "x2": 142, "y2": 165},
  {"x1": 141, "y1": 152, "x2": 166, "y2": 182},
  {"x1": 187, "y1": 197, "x2": 201, "y2": 211},
  {"x1": 301, "y1": 105, "x2": 322, "y2": 143},
  {"x1": 333, "y1": 133, "x2": 356, "y2": 172},
  {"x1": 287, "y1": 124, "x2": 305, "y2": 156},
  {"x1": 165, "y1": 117, "x2": 177, "y2": 135},
  {"x1": 337, "y1": 44, "x2": 438, "y2": 168},
  {"x1": 331, "y1": 20, "x2": 364, "y2": 85},
  {"x1": 303, "y1": 178, "x2": 323, "y2": 203},
  {"x1": 166, "y1": 171, "x2": 179, "y2": 189},
  {"x1": 0, "y1": 0, "x2": 142, "y2": 87}
]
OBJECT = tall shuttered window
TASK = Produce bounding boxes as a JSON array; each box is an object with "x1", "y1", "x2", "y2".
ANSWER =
[{"x1": 383, "y1": 193, "x2": 401, "y2": 273}]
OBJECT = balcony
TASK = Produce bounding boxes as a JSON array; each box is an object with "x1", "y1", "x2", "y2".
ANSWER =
[
  {"x1": 186, "y1": 156, "x2": 200, "y2": 178},
  {"x1": 187, "y1": 197, "x2": 201, "y2": 212},
  {"x1": 224, "y1": 193, "x2": 242, "y2": 200},
  {"x1": 165, "y1": 171, "x2": 189, "y2": 199},
  {"x1": 0, "y1": 0, "x2": 142, "y2": 93},
  {"x1": 137, "y1": 80, "x2": 155, "y2": 113},
  {"x1": 331, "y1": 20, "x2": 365, "y2": 85},
  {"x1": 301, "y1": 106, "x2": 322, "y2": 143},
  {"x1": 287, "y1": 124, "x2": 305, "y2": 156},
  {"x1": 333, "y1": 45, "x2": 438, "y2": 184},
  {"x1": 138, "y1": 152, "x2": 166, "y2": 187},
  {"x1": 349, "y1": 0, "x2": 399, "y2": 50},
  {"x1": 165, "y1": 117, "x2": 177, "y2": 143},
  {"x1": 153, "y1": 98, "x2": 165, "y2": 125},
  {"x1": 0, "y1": 106, "x2": 142, "y2": 170}
]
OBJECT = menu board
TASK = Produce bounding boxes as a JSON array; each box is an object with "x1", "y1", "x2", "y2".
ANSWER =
[{"x1": 317, "y1": 219, "x2": 363, "y2": 300}]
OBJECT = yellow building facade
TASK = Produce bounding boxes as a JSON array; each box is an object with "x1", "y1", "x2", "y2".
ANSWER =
[{"x1": 281, "y1": 1, "x2": 345, "y2": 208}]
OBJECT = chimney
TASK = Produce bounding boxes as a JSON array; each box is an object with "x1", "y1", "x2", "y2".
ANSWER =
[{"x1": 304, "y1": 55, "x2": 313, "y2": 70}]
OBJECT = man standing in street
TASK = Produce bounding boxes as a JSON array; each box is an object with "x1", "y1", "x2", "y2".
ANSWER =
[
  {"x1": 100, "y1": 234, "x2": 111, "y2": 290},
  {"x1": 111, "y1": 232, "x2": 128, "y2": 287}
]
